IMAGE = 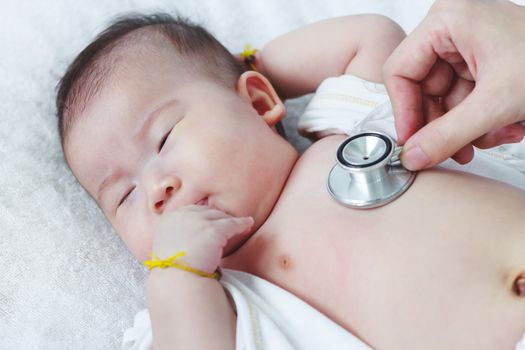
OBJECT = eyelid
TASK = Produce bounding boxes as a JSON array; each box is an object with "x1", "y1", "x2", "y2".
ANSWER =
[
  {"x1": 158, "y1": 127, "x2": 173, "y2": 152},
  {"x1": 118, "y1": 186, "x2": 135, "y2": 208},
  {"x1": 115, "y1": 124, "x2": 174, "y2": 211}
]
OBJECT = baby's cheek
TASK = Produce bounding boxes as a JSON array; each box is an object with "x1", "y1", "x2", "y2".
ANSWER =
[
  {"x1": 135, "y1": 228, "x2": 154, "y2": 262},
  {"x1": 116, "y1": 213, "x2": 153, "y2": 262}
]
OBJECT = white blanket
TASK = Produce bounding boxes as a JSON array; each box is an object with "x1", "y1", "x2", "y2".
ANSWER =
[{"x1": 123, "y1": 269, "x2": 372, "y2": 350}]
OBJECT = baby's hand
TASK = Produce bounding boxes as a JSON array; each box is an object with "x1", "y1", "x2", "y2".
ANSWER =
[{"x1": 152, "y1": 205, "x2": 254, "y2": 274}]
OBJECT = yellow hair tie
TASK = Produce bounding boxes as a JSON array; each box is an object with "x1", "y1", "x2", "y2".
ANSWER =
[
  {"x1": 144, "y1": 251, "x2": 221, "y2": 280},
  {"x1": 240, "y1": 44, "x2": 258, "y2": 71}
]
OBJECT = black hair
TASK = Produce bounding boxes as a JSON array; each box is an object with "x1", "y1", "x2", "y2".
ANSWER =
[{"x1": 55, "y1": 13, "x2": 246, "y2": 148}]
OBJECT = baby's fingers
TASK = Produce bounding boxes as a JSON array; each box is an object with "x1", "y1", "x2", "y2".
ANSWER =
[
  {"x1": 214, "y1": 216, "x2": 254, "y2": 246},
  {"x1": 185, "y1": 204, "x2": 231, "y2": 220}
]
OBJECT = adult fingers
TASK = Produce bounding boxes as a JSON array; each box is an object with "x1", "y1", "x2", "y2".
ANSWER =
[
  {"x1": 420, "y1": 59, "x2": 454, "y2": 96},
  {"x1": 422, "y1": 95, "x2": 443, "y2": 125},
  {"x1": 442, "y1": 77, "x2": 474, "y2": 112},
  {"x1": 450, "y1": 60, "x2": 474, "y2": 82},
  {"x1": 421, "y1": 95, "x2": 475, "y2": 165},
  {"x1": 400, "y1": 89, "x2": 491, "y2": 170},
  {"x1": 451, "y1": 144, "x2": 475, "y2": 164},
  {"x1": 383, "y1": 21, "x2": 440, "y2": 144},
  {"x1": 473, "y1": 123, "x2": 525, "y2": 149}
]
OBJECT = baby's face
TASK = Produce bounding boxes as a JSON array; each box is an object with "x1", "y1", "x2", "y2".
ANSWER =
[{"x1": 65, "y1": 48, "x2": 297, "y2": 261}]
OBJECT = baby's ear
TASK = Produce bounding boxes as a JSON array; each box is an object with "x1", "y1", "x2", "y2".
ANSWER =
[{"x1": 236, "y1": 71, "x2": 285, "y2": 126}]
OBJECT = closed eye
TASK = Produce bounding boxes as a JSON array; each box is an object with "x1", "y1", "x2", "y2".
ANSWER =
[
  {"x1": 158, "y1": 128, "x2": 173, "y2": 152},
  {"x1": 118, "y1": 186, "x2": 135, "y2": 207}
]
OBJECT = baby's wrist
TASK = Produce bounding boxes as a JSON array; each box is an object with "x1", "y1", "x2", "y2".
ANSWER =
[
  {"x1": 148, "y1": 266, "x2": 204, "y2": 282},
  {"x1": 147, "y1": 267, "x2": 218, "y2": 293},
  {"x1": 146, "y1": 268, "x2": 220, "y2": 311},
  {"x1": 144, "y1": 251, "x2": 222, "y2": 280}
]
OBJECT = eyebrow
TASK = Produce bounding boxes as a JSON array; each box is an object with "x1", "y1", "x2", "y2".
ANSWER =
[{"x1": 96, "y1": 99, "x2": 178, "y2": 204}]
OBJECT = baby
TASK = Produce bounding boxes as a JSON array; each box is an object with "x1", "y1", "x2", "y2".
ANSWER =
[{"x1": 56, "y1": 13, "x2": 525, "y2": 349}]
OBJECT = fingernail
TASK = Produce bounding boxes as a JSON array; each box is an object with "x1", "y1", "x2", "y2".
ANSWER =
[{"x1": 401, "y1": 145, "x2": 431, "y2": 170}]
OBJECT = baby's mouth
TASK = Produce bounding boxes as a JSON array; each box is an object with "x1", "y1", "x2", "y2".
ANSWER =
[
  {"x1": 196, "y1": 197, "x2": 209, "y2": 206},
  {"x1": 195, "y1": 197, "x2": 228, "y2": 215}
]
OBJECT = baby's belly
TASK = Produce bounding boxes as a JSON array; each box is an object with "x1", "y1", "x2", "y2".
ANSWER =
[{"x1": 223, "y1": 136, "x2": 525, "y2": 349}]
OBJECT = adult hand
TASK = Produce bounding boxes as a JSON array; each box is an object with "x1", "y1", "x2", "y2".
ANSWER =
[{"x1": 383, "y1": 0, "x2": 525, "y2": 170}]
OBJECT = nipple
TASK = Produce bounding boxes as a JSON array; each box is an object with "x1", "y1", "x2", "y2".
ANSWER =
[
  {"x1": 513, "y1": 274, "x2": 525, "y2": 297},
  {"x1": 278, "y1": 254, "x2": 292, "y2": 271}
]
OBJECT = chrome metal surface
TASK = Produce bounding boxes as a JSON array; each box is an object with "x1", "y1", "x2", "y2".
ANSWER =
[{"x1": 327, "y1": 132, "x2": 416, "y2": 209}]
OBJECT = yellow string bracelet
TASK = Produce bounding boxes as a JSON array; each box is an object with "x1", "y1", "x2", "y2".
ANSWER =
[
  {"x1": 144, "y1": 251, "x2": 221, "y2": 280},
  {"x1": 240, "y1": 44, "x2": 258, "y2": 71}
]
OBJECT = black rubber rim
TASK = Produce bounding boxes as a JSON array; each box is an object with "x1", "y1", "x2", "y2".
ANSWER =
[{"x1": 337, "y1": 132, "x2": 392, "y2": 168}]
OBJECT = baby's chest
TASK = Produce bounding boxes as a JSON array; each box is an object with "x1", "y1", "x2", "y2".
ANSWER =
[
  {"x1": 239, "y1": 136, "x2": 395, "y2": 329},
  {"x1": 239, "y1": 135, "x2": 406, "y2": 305},
  {"x1": 231, "y1": 136, "x2": 525, "y2": 349}
]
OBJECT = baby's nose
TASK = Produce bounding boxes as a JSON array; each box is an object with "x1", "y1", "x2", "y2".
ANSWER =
[{"x1": 148, "y1": 177, "x2": 180, "y2": 214}]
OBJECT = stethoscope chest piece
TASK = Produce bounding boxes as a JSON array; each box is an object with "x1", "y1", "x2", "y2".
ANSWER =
[{"x1": 327, "y1": 132, "x2": 416, "y2": 209}]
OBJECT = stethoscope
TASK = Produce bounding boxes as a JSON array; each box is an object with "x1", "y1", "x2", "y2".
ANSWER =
[{"x1": 327, "y1": 131, "x2": 417, "y2": 209}]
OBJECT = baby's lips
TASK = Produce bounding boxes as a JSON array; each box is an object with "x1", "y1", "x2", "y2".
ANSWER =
[
  {"x1": 195, "y1": 197, "x2": 209, "y2": 206},
  {"x1": 196, "y1": 197, "x2": 223, "y2": 212}
]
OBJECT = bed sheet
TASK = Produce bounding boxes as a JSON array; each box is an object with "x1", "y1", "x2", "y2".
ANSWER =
[{"x1": 2, "y1": 0, "x2": 513, "y2": 348}]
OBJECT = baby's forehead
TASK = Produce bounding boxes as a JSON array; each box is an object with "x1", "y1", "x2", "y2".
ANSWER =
[
  {"x1": 65, "y1": 57, "x2": 196, "y2": 163},
  {"x1": 110, "y1": 29, "x2": 184, "y2": 68},
  {"x1": 97, "y1": 38, "x2": 183, "y2": 90},
  {"x1": 70, "y1": 30, "x2": 185, "y2": 118}
]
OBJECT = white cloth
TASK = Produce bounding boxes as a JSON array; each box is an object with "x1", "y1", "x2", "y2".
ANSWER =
[
  {"x1": 122, "y1": 269, "x2": 371, "y2": 350},
  {"x1": 517, "y1": 334, "x2": 525, "y2": 350},
  {"x1": 298, "y1": 74, "x2": 525, "y2": 190}
]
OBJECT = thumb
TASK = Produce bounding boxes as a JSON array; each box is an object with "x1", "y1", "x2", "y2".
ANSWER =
[
  {"x1": 221, "y1": 216, "x2": 254, "y2": 243},
  {"x1": 401, "y1": 89, "x2": 491, "y2": 170},
  {"x1": 238, "y1": 216, "x2": 255, "y2": 236}
]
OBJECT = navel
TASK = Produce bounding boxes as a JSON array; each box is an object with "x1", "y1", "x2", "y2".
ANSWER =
[{"x1": 512, "y1": 273, "x2": 525, "y2": 297}]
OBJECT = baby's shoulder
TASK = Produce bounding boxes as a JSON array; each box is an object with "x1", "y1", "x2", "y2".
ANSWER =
[{"x1": 286, "y1": 134, "x2": 346, "y2": 187}]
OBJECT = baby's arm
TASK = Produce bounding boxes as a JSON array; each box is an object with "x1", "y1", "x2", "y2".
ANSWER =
[
  {"x1": 146, "y1": 206, "x2": 254, "y2": 349},
  {"x1": 147, "y1": 269, "x2": 236, "y2": 349},
  {"x1": 258, "y1": 15, "x2": 405, "y2": 99}
]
